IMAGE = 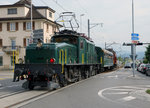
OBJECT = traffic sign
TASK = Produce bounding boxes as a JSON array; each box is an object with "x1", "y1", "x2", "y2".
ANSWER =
[
  {"x1": 33, "y1": 29, "x2": 43, "y2": 43},
  {"x1": 131, "y1": 33, "x2": 139, "y2": 37},
  {"x1": 131, "y1": 36, "x2": 139, "y2": 41},
  {"x1": 33, "y1": 29, "x2": 43, "y2": 37},
  {"x1": 132, "y1": 40, "x2": 138, "y2": 44}
]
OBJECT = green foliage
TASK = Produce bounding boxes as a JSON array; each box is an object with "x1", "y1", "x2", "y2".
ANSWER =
[
  {"x1": 146, "y1": 89, "x2": 150, "y2": 94},
  {"x1": 145, "y1": 45, "x2": 150, "y2": 63},
  {"x1": 143, "y1": 57, "x2": 148, "y2": 64}
]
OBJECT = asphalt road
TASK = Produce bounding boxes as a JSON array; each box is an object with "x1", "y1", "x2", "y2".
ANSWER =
[
  {"x1": 18, "y1": 68, "x2": 150, "y2": 108},
  {"x1": 0, "y1": 71, "x2": 26, "y2": 99}
]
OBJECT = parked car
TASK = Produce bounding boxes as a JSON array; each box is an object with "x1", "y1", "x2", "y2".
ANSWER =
[
  {"x1": 137, "y1": 64, "x2": 150, "y2": 74},
  {"x1": 137, "y1": 63, "x2": 141, "y2": 71},
  {"x1": 145, "y1": 64, "x2": 150, "y2": 76},
  {"x1": 124, "y1": 63, "x2": 131, "y2": 68}
]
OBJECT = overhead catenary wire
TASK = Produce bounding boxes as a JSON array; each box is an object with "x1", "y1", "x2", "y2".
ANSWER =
[
  {"x1": 34, "y1": 0, "x2": 94, "y2": 36},
  {"x1": 51, "y1": 0, "x2": 69, "y2": 12}
]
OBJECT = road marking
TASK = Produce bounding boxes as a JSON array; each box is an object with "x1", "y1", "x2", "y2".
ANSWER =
[
  {"x1": 107, "y1": 75, "x2": 118, "y2": 78},
  {"x1": 119, "y1": 96, "x2": 136, "y2": 102},
  {"x1": 104, "y1": 92, "x2": 128, "y2": 95},
  {"x1": 110, "y1": 88, "x2": 134, "y2": 91}
]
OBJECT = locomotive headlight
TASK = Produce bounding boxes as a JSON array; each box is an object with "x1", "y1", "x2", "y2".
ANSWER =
[{"x1": 50, "y1": 58, "x2": 55, "y2": 63}]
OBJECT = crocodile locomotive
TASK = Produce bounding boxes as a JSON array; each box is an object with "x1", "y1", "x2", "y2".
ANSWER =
[{"x1": 13, "y1": 30, "x2": 117, "y2": 90}]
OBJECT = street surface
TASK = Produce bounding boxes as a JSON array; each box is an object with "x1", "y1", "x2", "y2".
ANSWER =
[{"x1": 0, "y1": 68, "x2": 150, "y2": 108}]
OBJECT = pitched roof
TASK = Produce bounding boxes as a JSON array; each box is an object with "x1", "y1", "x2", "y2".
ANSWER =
[
  {"x1": 14, "y1": 0, "x2": 31, "y2": 5},
  {"x1": 0, "y1": 0, "x2": 61, "y2": 26}
]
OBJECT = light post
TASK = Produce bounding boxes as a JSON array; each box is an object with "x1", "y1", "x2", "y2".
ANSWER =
[
  {"x1": 80, "y1": 14, "x2": 85, "y2": 33},
  {"x1": 30, "y1": 0, "x2": 33, "y2": 44}
]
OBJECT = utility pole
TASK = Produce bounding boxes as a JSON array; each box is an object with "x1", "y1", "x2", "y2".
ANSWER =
[
  {"x1": 88, "y1": 19, "x2": 90, "y2": 37},
  {"x1": 87, "y1": 19, "x2": 103, "y2": 38},
  {"x1": 132, "y1": 0, "x2": 136, "y2": 77},
  {"x1": 30, "y1": 0, "x2": 33, "y2": 44}
]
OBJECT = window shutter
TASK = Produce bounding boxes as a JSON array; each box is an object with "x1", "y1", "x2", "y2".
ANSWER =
[
  {"x1": 0, "y1": 39, "x2": 2, "y2": 47},
  {"x1": 0, "y1": 23, "x2": 2, "y2": 31},
  {"x1": 16, "y1": 22, "x2": 18, "y2": 31},
  {"x1": 7, "y1": 22, "x2": 10, "y2": 31},
  {"x1": 23, "y1": 38, "x2": 26, "y2": 47},
  {"x1": 23, "y1": 22, "x2": 26, "y2": 30},
  {"x1": 32, "y1": 21, "x2": 35, "y2": 30}
]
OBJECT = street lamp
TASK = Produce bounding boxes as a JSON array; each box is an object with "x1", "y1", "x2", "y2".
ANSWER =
[{"x1": 80, "y1": 14, "x2": 85, "y2": 33}]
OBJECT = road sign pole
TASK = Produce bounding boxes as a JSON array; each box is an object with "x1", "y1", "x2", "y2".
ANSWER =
[
  {"x1": 132, "y1": 0, "x2": 136, "y2": 77},
  {"x1": 132, "y1": 44, "x2": 136, "y2": 77}
]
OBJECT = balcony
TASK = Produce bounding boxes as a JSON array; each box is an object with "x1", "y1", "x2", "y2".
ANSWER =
[{"x1": 2, "y1": 46, "x2": 21, "y2": 54}]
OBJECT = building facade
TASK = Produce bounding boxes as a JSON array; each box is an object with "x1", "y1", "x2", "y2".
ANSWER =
[{"x1": 0, "y1": 0, "x2": 60, "y2": 69}]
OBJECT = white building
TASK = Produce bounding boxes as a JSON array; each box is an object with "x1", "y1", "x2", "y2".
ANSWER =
[{"x1": 0, "y1": 0, "x2": 61, "y2": 69}]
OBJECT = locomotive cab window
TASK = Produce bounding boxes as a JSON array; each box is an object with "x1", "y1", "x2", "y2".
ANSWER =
[
  {"x1": 80, "y1": 41, "x2": 83, "y2": 49},
  {"x1": 52, "y1": 36, "x2": 77, "y2": 45}
]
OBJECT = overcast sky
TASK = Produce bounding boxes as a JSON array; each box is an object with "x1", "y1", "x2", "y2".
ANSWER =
[{"x1": 1, "y1": 0, "x2": 150, "y2": 56}]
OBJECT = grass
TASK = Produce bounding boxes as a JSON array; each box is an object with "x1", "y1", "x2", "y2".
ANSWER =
[{"x1": 146, "y1": 89, "x2": 150, "y2": 94}]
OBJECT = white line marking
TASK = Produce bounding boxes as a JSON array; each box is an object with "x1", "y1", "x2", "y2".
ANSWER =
[
  {"x1": 110, "y1": 88, "x2": 134, "y2": 91},
  {"x1": 120, "y1": 96, "x2": 136, "y2": 102},
  {"x1": 104, "y1": 92, "x2": 128, "y2": 95},
  {"x1": 108, "y1": 75, "x2": 118, "y2": 78}
]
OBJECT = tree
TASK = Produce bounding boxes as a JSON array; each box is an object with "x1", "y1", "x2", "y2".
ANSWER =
[{"x1": 145, "y1": 45, "x2": 150, "y2": 63}]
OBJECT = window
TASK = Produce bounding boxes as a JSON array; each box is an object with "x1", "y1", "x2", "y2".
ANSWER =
[
  {"x1": 23, "y1": 22, "x2": 35, "y2": 30},
  {"x1": 11, "y1": 56, "x2": 16, "y2": 66},
  {"x1": 8, "y1": 8, "x2": 17, "y2": 14},
  {"x1": 10, "y1": 22, "x2": 16, "y2": 31},
  {"x1": 49, "y1": 12, "x2": 52, "y2": 18},
  {"x1": 23, "y1": 38, "x2": 30, "y2": 47},
  {"x1": 0, "y1": 56, "x2": 3, "y2": 66},
  {"x1": 0, "y1": 39, "x2": 2, "y2": 47},
  {"x1": 11, "y1": 39, "x2": 16, "y2": 50},
  {"x1": 26, "y1": 22, "x2": 31, "y2": 30},
  {"x1": 80, "y1": 40, "x2": 83, "y2": 49}
]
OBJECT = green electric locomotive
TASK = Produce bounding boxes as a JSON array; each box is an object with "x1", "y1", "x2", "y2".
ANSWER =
[{"x1": 13, "y1": 30, "x2": 115, "y2": 90}]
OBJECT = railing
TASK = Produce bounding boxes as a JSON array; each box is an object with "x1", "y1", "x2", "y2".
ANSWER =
[{"x1": 2, "y1": 46, "x2": 21, "y2": 54}]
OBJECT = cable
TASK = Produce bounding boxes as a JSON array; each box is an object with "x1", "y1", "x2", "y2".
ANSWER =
[{"x1": 51, "y1": 0, "x2": 69, "y2": 12}]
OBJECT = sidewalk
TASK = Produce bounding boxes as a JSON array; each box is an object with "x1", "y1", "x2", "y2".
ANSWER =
[{"x1": 0, "y1": 70, "x2": 14, "y2": 80}]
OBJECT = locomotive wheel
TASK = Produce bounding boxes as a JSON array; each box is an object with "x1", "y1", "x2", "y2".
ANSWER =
[{"x1": 78, "y1": 69, "x2": 82, "y2": 81}]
